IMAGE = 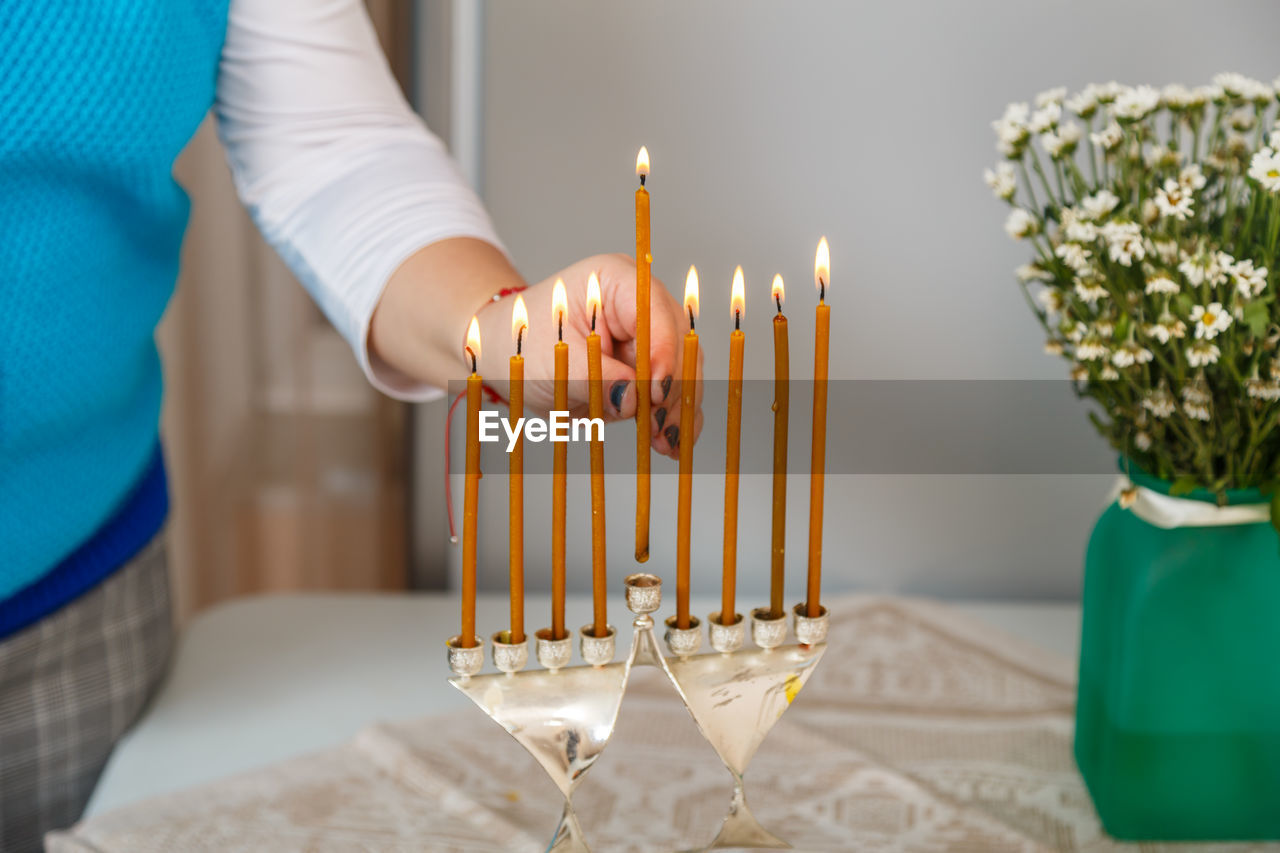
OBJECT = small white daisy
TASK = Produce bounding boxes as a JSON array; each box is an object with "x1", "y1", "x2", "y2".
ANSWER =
[
  {"x1": 1074, "y1": 278, "x2": 1108, "y2": 304},
  {"x1": 1066, "y1": 88, "x2": 1099, "y2": 118},
  {"x1": 1044, "y1": 340, "x2": 1064, "y2": 356},
  {"x1": 1154, "y1": 179, "x2": 1194, "y2": 221},
  {"x1": 1029, "y1": 102, "x2": 1062, "y2": 134},
  {"x1": 1211, "y1": 252, "x2": 1235, "y2": 287},
  {"x1": 1095, "y1": 81, "x2": 1125, "y2": 103},
  {"x1": 1151, "y1": 239, "x2": 1179, "y2": 265},
  {"x1": 1145, "y1": 274, "x2": 1179, "y2": 295},
  {"x1": 1064, "y1": 219, "x2": 1098, "y2": 243},
  {"x1": 1179, "y1": 164, "x2": 1207, "y2": 191},
  {"x1": 1162, "y1": 84, "x2": 1195, "y2": 109},
  {"x1": 1214, "y1": 72, "x2": 1259, "y2": 99},
  {"x1": 1186, "y1": 340, "x2": 1221, "y2": 367},
  {"x1": 1076, "y1": 338, "x2": 1109, "y2": 361},
  {"x1": 1070, "y1": 364, "x2": 1090, "y2": 382},
  {"x1": 1035, "y1": 87, "x2": 1068, "y2": 108},
  {"x1": 1229, "y1": 258, "x2": 1268, "y2": 297},
  {"x1": 1143, "y1": 388, "x2": 1177, "y2": 419},
  {"x1": 1113, "y1": 85, "x2": 1161, "y2": 121},
  {"x1": 1191, "y1": 302, "x2": 1232, "y2": 339},
  {"x1": 1195, "y1": 84, "x2": 1224, "y2": 105},
  {"x1": 1112, "y1": 342, "x2": 1153, "y2": 368},
  {"x1": 983, "y1": 163, "x2": 1017, "y2": 200},
  {"x1": 1090, "y1": 122, "x2": 1124, "y2": 152},
  {"x1": 1005, "y1": 208, "x2": 1039, "y2": 239},
  {"x1": 1042, "y1": 122, "x2": 1082, "y2": 159},
  {"x1": 1037, "y1": 287, "x2": 1065, "y2": 315},
  {"x1": 1017, "y1": 263, "x2": 1053, "y2": 283},
  {"x1": 1183, "y1": 400, "x2": 1211, "y2": 421},
  {"x1": 1080, "y1": 190, "x2": 1120, "y2": 220},
  {"x1": 1099, "y1": 365, "x2": 1121, "y2": 381},
  {"x1": 1248, "y1": 147, "x2": 1280, "y2": 192},
  {"x1": 992, "y1": 102, "x2": 1031, "y2": 157},
  {"x1": 1181, "y1": 383, "x2": 1212, "y2": 421},
  {"x1": 1101, "y1": 221, "x2": 1145, "y2": 266},
  {"x1": 1134, "y1": 431, "x2": 1153, "y2": 451},
  {"x1": 1228, "y1": 105, "x2": 1257, "y2": 132},
  {"x1": 1055, "y1": 241, "x2": 1093, "y2": 273},
  {"x1": 1145, "y1": 314, "x2": 1186, "y2": 344},
  {"x1": 1247, "y1": 376, "x2": 1280, "y2": 400}
]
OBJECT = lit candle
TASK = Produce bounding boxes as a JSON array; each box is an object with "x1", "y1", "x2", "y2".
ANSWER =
[
  {"x1": 635, "y1": 146, "x2": 652, "y2": 563},
  {"x1": 462, "y1": 316, "x2": 483, "y2": 648},
  {"x1": 769, "y1": 274, "x2": 789, "y2": 618},
  {"x1": 551, "y1": 280, "x2": 569, "y2": 640},
  {"x1": 807, "y1": 238, "x2": 830, "y2": 618},
  {"x1": 508, "y1": 296, "x2": 528, "y2": 644},
  {"x1": 720, "y1": 266, "x2": 745, "y2": 627},
  {"x1": 586, "y1": 273, "x2": 609, "y2": 637},
  {"x1": 676, "y1": 266, "x2": 699, "y2": 629}
]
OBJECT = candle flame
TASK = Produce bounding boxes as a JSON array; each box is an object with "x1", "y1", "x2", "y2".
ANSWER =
[
  {"x1": 684, "y1": 265, "x2": 700, "y2": 323},
  {"x1": 586, "y1": 271, "x2": 602, "y2": 328},
  {"x1": 730, "y1": 266, "x2": 745, "y2": 320},
  {"x1": 635, "y1": 146, "x2": 650, "y2": 178},
  {"x1": 772, "y1": 274, "x2": 785, "y2": 305},
  {"x1": 511, "y1": 295, "x2": 528, "y2": 351},
  {"x1": 814, "y1": 237, "x2": 830, "y2": 298},
  {"x1": 552, "y1": 278, "x2": 568, "y2": 328},
  {"x1": 465, "y1": 315, "x2": 481, "y2": 369}
]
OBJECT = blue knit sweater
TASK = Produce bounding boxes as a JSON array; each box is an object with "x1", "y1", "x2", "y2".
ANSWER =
[{"x1": 0, "y1": 1, "x2": 230, "y2": 626}]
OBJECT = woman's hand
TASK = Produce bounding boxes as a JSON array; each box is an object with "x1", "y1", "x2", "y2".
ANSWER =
[
  {"x1": 475, "y1": 254, "x2": 702, "y2": 459},
  {"x1": 369, "y1": 240, "x2": 701, "y2": 459}
]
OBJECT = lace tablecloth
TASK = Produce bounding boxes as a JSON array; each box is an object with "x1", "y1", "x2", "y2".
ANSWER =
[{"x1": 48, "y1": 596, "x2": 1279, "y2": 852}]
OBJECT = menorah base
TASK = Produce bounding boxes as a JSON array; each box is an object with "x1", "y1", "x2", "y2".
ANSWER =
[{"x1": 445, "y1": 574, "x2": 828, "y2": 852}]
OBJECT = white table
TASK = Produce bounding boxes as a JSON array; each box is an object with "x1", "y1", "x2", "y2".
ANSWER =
[{"x1": 86, "y1": 592, "x2": 1080, "y2": 817}]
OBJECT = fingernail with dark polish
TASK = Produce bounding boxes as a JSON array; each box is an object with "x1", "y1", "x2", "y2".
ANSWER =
[
  {"x1": 660, "y1": 375, "x2": 673, "y2": 401},
  {"x1": 610, "y1": 381, "x2": 628, "y2": 413},
  {"x1": 664, "y1": 425, "x2": 680, "y2": 449},
  {"x1": 654, "y1": 407, "x2": 667, "y2": 431}
]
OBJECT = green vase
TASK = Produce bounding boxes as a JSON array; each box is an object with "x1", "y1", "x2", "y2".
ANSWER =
[{"x1": 1075, "y1": 465, "x2": 1280, "y2": 840}]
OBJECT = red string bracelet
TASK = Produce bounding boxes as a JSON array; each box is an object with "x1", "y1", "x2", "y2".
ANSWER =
[{"x1": 444, "y1": 285, "x2": 528, "y2": 543}]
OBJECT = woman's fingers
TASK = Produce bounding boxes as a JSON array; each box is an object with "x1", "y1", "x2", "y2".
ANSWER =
[{"x1": 597, "y1": 255, "x2": 681, "y2": 421}]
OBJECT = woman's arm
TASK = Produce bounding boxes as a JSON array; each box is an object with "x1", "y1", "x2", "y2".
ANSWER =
[
  {"x1": 212, "y1": 0, "x2": 698, "y2": 454},
  {"x1": 214, "y1": 0, "x2": 504, "y2": 399}
]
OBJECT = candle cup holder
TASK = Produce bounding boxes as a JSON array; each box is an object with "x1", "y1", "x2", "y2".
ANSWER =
[
  {"x1": 578, "y1": 624, "x2": 616, "y2": 666},
  {"x1": 490, "y1": 631, "x2": 528, "y2": 674},
  {"x1": 708, "y1": 611, "x2": 745, "y2": 654},
  {"x1": 535, "y1": 628, "x2": 573, "y2": 671},
  {"x1": 446, "y1": 635, "x2": 484, "y2": 679},
  {"x1": 443, "y1": 578, "x2": 828, "y2": 851},
  {"x1": 792, "y1": 602, "x2": 829, "y2": 646},
  {"x1": 664, "y1": 614, "x2": 703, "y2": 658},
  {"x1": 749, "y1": 607, "x2": 788, "y2": 650}
]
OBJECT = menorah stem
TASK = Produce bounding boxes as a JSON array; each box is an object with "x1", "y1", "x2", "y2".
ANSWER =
[
  {"x1": 547, "y1": 801, "x2": 590, "y2": 853},
  {"x1": 705, "y1": 776, "x2": 789, "y2": 850}
]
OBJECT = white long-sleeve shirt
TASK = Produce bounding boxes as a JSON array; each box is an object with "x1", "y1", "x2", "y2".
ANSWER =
[{"x1": 214, "y1": 0, "x2": 500, "y2": 401}]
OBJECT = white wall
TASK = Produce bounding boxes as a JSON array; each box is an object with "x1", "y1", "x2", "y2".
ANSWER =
[{"x1": 421, "y1": 0, "x2": 1279, "y2": 605}]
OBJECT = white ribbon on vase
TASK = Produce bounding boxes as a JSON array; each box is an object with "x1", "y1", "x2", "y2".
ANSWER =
[{"x1": 1106, "y1": 477, "x2": 1271, "y2": 529}]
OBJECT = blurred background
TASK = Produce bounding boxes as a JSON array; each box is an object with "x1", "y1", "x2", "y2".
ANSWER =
[{"x1": 161, "y1": 0, "x2": 1279, "y2": 623}]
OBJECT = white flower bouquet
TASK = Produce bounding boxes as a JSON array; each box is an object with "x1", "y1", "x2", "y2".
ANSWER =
[{"x1": 990, "y1": 74, "x2": 1280, "y2": 506}]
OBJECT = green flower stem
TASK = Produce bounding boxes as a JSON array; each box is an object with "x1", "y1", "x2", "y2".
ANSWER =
[
  {"x1": 1029, "y1": 148, "x2": 1059, "y2": 209},
  {"x1": 1018, "y1": 160, "x2": 1041, "y2": 214}
]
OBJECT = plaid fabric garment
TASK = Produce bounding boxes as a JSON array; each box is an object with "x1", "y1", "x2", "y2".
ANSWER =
[{"x1": 0, "y1": 534, "x2": 172, "y2": 853}]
